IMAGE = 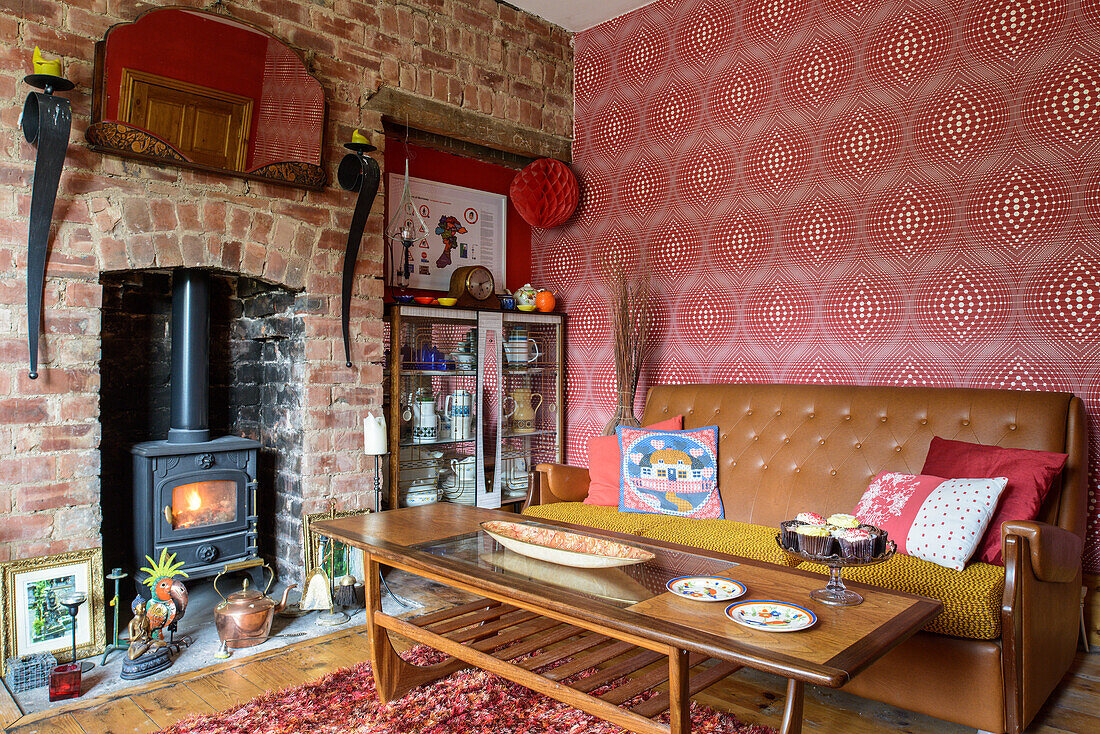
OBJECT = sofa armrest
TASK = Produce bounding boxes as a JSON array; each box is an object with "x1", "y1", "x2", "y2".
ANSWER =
[
  {"x1": 1002, "y1": 521, "x2": 1082, "y2": 584},
  {"x1": 527, "y1": 463, "x2": 591, "y2": 506},
  {"x1": 1001, "y1": 522, "x2": 1084, "y2": 731}
]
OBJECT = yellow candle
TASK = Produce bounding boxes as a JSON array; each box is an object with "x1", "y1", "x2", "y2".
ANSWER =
[
  {"x1": 33, "y1": 46, "x2": 62, "y2": 76},
  {"x1": 351, "y1": 130, "x2": 369, "y2": 145}
]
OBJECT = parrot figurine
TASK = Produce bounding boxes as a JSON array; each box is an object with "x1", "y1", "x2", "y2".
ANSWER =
[{"x1": 138, "y1": 549, "x2": 189, "y2": 645}]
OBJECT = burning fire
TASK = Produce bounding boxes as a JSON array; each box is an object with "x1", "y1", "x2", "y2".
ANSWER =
[{"x1": 172, "y1": 481, "x2": 236, "y2": 530}]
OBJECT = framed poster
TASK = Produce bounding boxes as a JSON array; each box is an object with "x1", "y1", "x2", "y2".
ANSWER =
[
  {"x1": 386, "y1": 173, "x2": 507, "y2": 291},
  {"x1": 0, "y1": 548, "x2": 105, "y2": 674}
]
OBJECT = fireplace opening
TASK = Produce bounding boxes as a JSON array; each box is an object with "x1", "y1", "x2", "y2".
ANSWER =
[{"x1": 99, "y1": 269, "x2": 306, "y2": 592}]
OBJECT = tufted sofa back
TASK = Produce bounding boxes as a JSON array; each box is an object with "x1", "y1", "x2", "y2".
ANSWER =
[{"x1": 640, "y1": 384, "x2": 1089, "y2": 538}]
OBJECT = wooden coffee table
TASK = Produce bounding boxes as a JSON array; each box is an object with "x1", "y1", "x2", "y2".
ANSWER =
[{"x1": 314, "y1": 504, "x2": 941, "y2": 734}]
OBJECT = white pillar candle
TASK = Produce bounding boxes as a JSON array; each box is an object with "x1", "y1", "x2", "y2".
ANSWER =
[{"x1": 363, "y1": 411, "x2": 388, "y2": 455}]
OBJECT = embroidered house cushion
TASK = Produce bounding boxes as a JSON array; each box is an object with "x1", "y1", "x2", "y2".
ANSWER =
[
  {"x1": 584, "y1": 414, "x2": 684, "y2": 506},
  {"x1": 854, "y1": 472, "x2": 1009, "y2": 571},
  {"x1": 921, "y1": 437, "x2": 1068, "y2": 566},
  {"x1": 617, "y1": 425, "x2": 722, "y2": 520}
]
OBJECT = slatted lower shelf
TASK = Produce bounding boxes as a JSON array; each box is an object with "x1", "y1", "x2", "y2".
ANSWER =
[{"x1": 381, "y1": 598, "x2": 741, "y2": 734}]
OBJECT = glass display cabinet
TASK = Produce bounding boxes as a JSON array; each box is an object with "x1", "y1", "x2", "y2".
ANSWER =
[{"x1": 384, "y1": 304, "x2": 564, "y2": 512}]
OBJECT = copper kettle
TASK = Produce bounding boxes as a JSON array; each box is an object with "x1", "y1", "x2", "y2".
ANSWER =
[{"x1": 213, "y1": 559, "x2": 295, "y2": 649}]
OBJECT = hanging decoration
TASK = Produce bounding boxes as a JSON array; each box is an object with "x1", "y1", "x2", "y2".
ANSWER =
[
  {"x1": 384, "y1": 158, "x2": 430, "y2": 291},
  {"x1": 509, "y1": 158, "x2": 578, "y2": 228}
]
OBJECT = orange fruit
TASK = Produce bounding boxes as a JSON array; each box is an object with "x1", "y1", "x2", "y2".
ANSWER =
[{"x1": 535, "y1": 290, "x2": 556, "y2": 312}]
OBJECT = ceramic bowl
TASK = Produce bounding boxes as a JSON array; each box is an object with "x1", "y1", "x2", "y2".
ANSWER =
[
  {"x1": 413, "y1": 296, "x2": 435, "y2": 305},
  {"x1": 498, "y1": 295, "x2": 516, "y2": 310},
  {"x1": 517, "y1": 304, "x2": 536, "y2": 312},
  {"x1": 437, "y1": 297, "x2": 458, "y2": 306},
  {"x1": 394, "y1": 294, "x2": 414, "y2": 304}
]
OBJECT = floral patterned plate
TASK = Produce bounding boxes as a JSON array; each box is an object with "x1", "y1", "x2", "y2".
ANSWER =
[
  {"x1": 724, "y1": 600, "x2": 817, "y2": 632},
  {"x1": 666, "y1": 576, "x2": 746, "y2": 602}
]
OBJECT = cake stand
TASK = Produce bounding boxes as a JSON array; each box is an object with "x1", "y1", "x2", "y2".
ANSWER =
[{"x1": 775, "y1": 536, "x2": 896, "y2": 606}]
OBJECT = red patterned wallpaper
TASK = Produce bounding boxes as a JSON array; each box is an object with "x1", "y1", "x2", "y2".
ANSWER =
[{"x1": 531, "y1": 0, "x2": 1100, "y2": 572}]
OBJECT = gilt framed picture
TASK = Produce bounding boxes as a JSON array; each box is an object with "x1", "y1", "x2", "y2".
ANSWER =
[
  {"x1": 301, "y1": 509, "x2": 369, "y2": 581},
  {"x1": 0, "y1": 548, "x2": 105, "y2": 675}
]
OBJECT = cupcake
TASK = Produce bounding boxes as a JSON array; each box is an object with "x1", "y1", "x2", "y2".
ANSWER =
[
  {"x1": 827, "y1": 513, "x2": 860, "y2": 529},
  {"x1": 838, "y1": 528, "x2": 875, "y2": 560},
  {"x1": 795, "y1": 525, "x2": 835, "y2": 557},
  {"x1": 854, "y1": 522, "x2": 888, "y2": 556},
  {"x1": 869, "y1": 527, "x2": 890, "y2": 557},
  {"x1": 795, "y1": 512, "x2": 827, "y2": 526},
  {"x1": 780, "y1": 520, "x2": 803, "y2": 551}
]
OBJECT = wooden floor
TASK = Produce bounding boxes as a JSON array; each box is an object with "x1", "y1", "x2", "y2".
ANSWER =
[{"x1": 3, "y1": 624, "x2": 1098, "y2": 733}]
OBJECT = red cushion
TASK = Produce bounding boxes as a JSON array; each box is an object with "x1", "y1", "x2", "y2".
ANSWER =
[
  {"x1": 509, "y1": 158, "x2": 579, "y2": 228},
  {"x1": 921, "y1": 437, "x2": 1068, "y2": 565},
  {"x1": 583, "y1": 415, "x2": 683, "y2": 506}
]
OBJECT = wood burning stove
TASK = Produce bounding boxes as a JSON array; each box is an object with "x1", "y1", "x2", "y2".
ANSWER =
[{"x1": 131, "y1": 270, "x2": 260, "y2": 582}]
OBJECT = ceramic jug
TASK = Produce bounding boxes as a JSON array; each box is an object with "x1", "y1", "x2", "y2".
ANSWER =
[
  {"x1": 410, "y1": 389, "x2": 438, "y2": 443},
  {"x1": 504, "y1": 329, "x2": 540, "y2": 366},
  {"x1": 504, "y1": 388, "x2": 543, "y2": 433},
  {"x1": 501, "y1": 456, "x2": 529, "y2": 490},
  {"x1": 444, "y1": 389, "x2": 474, "y2": 440}
]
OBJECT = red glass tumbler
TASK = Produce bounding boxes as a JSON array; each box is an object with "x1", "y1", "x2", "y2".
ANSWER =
[{"x1": 48, "y1": 663, "x2": 81, "y2": 701}]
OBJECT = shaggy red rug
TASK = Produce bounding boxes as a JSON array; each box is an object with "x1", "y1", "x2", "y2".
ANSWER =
[{"x1": 161, "y1": 646, "x2": 776, "y2": 734}]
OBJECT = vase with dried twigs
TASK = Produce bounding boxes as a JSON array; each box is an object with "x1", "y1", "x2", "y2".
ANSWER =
[{"x1": 602, "y1": 271, "x2": 652, "y2": 435}]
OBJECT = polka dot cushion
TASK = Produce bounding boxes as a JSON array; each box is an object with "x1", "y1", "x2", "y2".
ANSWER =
[{"x1": 854, "y1": 472, "x2": 1009, "y2": 571}]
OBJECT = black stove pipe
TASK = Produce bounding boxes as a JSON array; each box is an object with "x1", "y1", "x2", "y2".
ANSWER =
[{"x1": 167, "y1": 269, "x2": 211, "y2": 444}]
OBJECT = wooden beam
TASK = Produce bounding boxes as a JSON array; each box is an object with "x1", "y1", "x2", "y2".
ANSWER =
[{"x1": 368, "y1": 86, "x2": 571, "y2": 162}]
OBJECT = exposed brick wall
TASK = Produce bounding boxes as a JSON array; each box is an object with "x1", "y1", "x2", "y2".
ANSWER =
[{"x1": 0, "y1": 1, "x2": 573, "y2": 565}]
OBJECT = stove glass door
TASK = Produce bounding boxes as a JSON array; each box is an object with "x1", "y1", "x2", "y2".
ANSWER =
[
  {"x1": 171, "y1": 480, "x2": 237, "y2": 530},
  {"x1": 155, "y1": 469, "x2": 247, "y2": 542}
]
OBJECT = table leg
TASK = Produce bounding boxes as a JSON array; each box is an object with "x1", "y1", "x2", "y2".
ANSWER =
[
  {"x1": 780, "y1": 678, "x2": 804, "y2": 734},
  {"x1": 668, "y1": 647, "x2": 690, "y2": 734},
  {"x1": 366, "y1": 557, "x2": 465, "y2": 703}
]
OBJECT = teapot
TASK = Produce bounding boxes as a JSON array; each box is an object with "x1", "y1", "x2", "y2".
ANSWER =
[
  {"x1": 514, "y1": 283, "x2": 538, "y2": 307},
  {"x1": 213, "y1": 559, "x2": 294, "y2": 649}
]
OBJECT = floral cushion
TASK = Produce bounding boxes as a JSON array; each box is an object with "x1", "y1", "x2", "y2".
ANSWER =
[{"x1": 617, "y1": 425, "x2": 723, "y2": 519}]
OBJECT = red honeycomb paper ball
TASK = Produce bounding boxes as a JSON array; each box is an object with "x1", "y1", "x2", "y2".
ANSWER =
[{"x1": 509, "y1": 158, "x2": 579, "y2": 228}]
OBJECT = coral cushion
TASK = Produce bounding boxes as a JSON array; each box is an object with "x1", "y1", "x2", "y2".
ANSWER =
[
  {"x1": 921, "y1": 437, "x2": 1068, "y2": 565},
  {"x1": 855, "y1": 472, "x2": 1008, "y2": 571},
  {"x1": 509, "y1": 158, "x2": 579, "y2": 228},
  {"x1": 617, "y1": 425, "x2": 723, "y2": 520},
  {"x1": 584, "y1": 415, "x2": 683, "y2": 506}
]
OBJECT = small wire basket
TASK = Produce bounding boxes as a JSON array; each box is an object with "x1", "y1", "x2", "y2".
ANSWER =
[{"x1": 5, "y1": 652, "x2": 58, "y2": 692}]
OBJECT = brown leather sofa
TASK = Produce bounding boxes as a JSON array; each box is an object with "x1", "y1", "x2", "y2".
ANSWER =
[{"x1": 526, "y1": 384, "x2": 1088, "y2": 734}]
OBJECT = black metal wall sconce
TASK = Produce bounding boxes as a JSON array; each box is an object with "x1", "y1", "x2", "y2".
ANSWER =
[
  {"x1": 21, "y1": 59, "x2": 74, "y2": 380},
  {"x1": 337, "y1": 134, "x2": 381, "y2": 368}
]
